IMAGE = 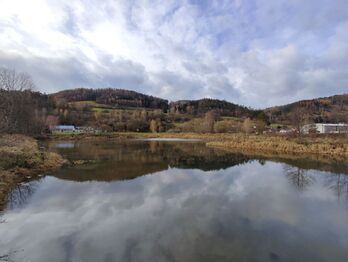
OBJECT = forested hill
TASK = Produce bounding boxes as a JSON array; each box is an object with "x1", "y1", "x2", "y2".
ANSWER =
[
  {"x1": 51, "y1": 88, "x2": 253, "y2": 117},
  {"x1": 265, "y1": 94, "x2": 348, "y2": 123},
  {"x1": 169, "y1": 99, "x2": 254, "y2": 117},
  {"x1": 52, "y1": 88, "x2": 169, "y2": 110},
  {"x1": 51, "y1": 88, "x2": 348, "y2": 123}
]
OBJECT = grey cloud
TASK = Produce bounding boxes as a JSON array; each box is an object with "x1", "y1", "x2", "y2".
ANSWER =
[
  {"x1": 0, "y1": 51, "x2": 155, "y2": 95},
  {"x1": 154, "y1": 71, "x2": 205, "y2": 100},
  {"x1": 0, "y1": 51, "x2": 92, "y2": 92}
]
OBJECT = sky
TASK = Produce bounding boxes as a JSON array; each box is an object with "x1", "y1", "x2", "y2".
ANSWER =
[{"x1": 0, "y1": 0, "x2": 347, "y2": 108}]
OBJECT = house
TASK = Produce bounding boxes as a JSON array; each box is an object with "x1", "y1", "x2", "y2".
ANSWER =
[
  {"x1": 75, "y1": 126, "x2": 100, "y2": 133},
  {"x1": 50, "y1": 125, "x2": 76, "y2": 133},
  {"x1": 278, "y1": 128, "x2": 297, "y2": 134},
  {"x1": 302, "y1": 123, "x2": 348, "y2": 134}
]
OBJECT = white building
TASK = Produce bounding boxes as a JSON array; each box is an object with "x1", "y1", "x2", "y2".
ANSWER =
[
  {"x1": 50, "y1": 125, "x2": 76, "y2": 133},
  {"x1": 302, "y1": 123, "x2": 348, "y2": 134},
  {"x1": 75, "y1": 126, "x2": 100, "y2": 133}
]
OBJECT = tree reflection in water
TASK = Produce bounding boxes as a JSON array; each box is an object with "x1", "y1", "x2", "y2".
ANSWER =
[
  {"x1": 325, "y1": 173, "x2": 348, "y2": 203},
  {"x1": 284, "y1": 164, "x2": 348, "y2": 203},
  {"x1": 284, "y1": 165, "x2": 315, "y2": 191},
  {"x1": 6, "y1": 179, "x2": 42, "y2": 210}
]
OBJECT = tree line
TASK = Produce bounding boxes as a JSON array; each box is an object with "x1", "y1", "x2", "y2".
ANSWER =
[{"x1": 0, "y1": 68, "x2": 49, "y2": 134}]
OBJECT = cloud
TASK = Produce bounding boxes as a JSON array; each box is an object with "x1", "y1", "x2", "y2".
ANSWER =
[
  {"x1": 1, "y1": 162, "x2": 348, "y2": 261},
  {"x1": 0, "y1": 0, "x2": 347, "y2": 107}
]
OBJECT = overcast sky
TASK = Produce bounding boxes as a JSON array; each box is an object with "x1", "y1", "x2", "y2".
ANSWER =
[{"x1": 0, "y1": 0, "x2": 347, "y2": 108}]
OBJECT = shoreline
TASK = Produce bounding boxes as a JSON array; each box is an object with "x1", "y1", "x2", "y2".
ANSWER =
[
  {"x1": 0, "y1": 135, "x2": 66, "y2": 210},
  {"x1": 47, "y1": 132, "x2": 348, "y2": 157}
]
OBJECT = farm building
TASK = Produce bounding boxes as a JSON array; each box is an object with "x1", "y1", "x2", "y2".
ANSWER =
[
  {"x1": 50, "y1": 125, "x2": 76, "y2": 133},
  {"x1": 302, "y1": 123, "x2": 348, "y2": 134}
]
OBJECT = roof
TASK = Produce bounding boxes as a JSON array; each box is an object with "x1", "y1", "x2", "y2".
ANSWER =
[
  {"x1": 315, "y1": 123, "x2": 347, "y2": 127},
  {"x1": 54, "y1": 125, "x2": 75, "y2": 130}
]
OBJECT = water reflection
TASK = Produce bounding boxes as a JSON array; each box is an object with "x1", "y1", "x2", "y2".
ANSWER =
[
  {"x1": 284, "y1": 165, "x2": 315, "y2": 191},
  {"x1": 6, "y1": 180, "x2": 42, "y2": 210},
  {"x1": 0, "y1": 140, "x2": 348, "y2": 262},
  {"x1": 325, "y1": 173, "x2": 348, "y2": 202},
  {"x1": 283, "y1": 164, "x2": 348, "y2": 202},
  {"x1": 49, "y1": 140, "x2": 251, "y2": 182}
]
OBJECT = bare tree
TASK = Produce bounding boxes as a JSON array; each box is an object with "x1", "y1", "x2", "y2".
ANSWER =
[
  {"x1": 290, "y1": 106, "x2": 312, "y2": 136},
  {"x1": 0, "y1": 68, "x2": 38, "y2": 134},
  {"x1": 202, "y1": 110, "x2": 217, "y2": 133},
  {"x1": 149, "y1": 119, "x2": 157, "y2": 133},
  {"x1": 242, "y1": 118, "x2": 253, "y2": 134},
  {"x1": 0, "y1": 68, "x2": 35, "y2": 91}
]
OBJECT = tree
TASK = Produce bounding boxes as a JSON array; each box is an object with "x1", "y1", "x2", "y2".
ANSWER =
[
  {"x1": 255, "y1": 120, "x2": 266, "y2": 133},
  {"x1": 290, "y1": 107, "x2": 311, "y2": 136},
  {"x1": 149, "y1": 119, "x2": 157, "y2": 133},
  {"x1": 0, "y1": 68, "x2": 41, "y2": 134},
  {"x1": 242, "y1": 118, "x2": 253, "y2": 134},
  {"x1": 203, "y1": 111, "x2": 217, "y2": 133}
]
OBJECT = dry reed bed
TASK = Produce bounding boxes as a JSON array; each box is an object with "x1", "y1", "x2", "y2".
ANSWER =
[{"x1": 206, "y1": 134, "x2": 348, "y2": 157}]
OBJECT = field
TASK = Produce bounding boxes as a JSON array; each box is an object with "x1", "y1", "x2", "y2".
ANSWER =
[{"x1": 68, "y1": 101, "x2": 159, "y2": 113}]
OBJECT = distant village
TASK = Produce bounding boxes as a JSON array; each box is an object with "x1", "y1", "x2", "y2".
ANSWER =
[
  {"x1": 267, "y1": 123, "x2": 348, "y2": 135},
  {"x1": 50, "y1": 123, "x2": 348, "y2": 135}
]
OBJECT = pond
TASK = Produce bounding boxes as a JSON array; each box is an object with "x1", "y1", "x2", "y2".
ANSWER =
[{"x1": 1, "y1": 139, "x2": 348, "y2": 262}]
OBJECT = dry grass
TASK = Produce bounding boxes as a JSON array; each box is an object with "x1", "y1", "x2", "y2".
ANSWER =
[
  {"x1": 0, "y1": 134, "x2": 65, "y2": 209},
  {"x1": 206, "y1": 134, "x2": 348, "y2": 157}
]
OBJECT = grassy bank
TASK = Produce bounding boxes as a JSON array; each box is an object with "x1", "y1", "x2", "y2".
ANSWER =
[
  {"x1": 0, "y1": 134, "x2": 66, "y2": 209},
  {"x1": 206, "y1": 134, "x2": 348, "y2": 158}
]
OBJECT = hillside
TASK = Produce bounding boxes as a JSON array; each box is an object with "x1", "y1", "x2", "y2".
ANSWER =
[
  {"x1": 52, "y1": 88, "x2": 169, "y2": 111},
  {"x1": 45, "y1": 89, "x2": 257, "y2": 132},
  {"x1": 169, "y1": 98, "x2": 253, "y2": 117},
  {"x1": 50, "y1": 89, "x2": 348, "y2": 130},
  {"x1": 265, "y1": 94, "x2": 348, "y2": 124}
]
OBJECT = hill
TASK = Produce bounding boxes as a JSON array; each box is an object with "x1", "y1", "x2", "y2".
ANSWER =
[
  {"x1": 265, "y1": 94, "x2": 348, "y2": 124},
  {"x1": 52, "y1": 88, "x2": 169, "y2": 111},
  {"x1": 169, "y1": 98, "x2": 253, "y2": 117}
]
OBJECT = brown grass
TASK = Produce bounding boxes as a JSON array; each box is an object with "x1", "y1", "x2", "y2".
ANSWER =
[
  {"x1": 0, "y1": 134, "x2": 66, "y2": 210},
  {"x1": 206, "y1": 134, "x2": 348, "y2": 157}
]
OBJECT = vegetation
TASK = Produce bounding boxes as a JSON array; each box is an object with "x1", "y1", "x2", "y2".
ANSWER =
[
  {"x1": 0, "y1": 68, "x2": 55, "y2": 134},
  {"x1": 265, "y1": 94, "x2": 348, "y2": 125},
  {"x1": 53, "y1": 88, "x2": 169, "y2": 110},
  {"x1": 0, "y1": 134, "x2": 65, "y2": 209},
  {"x1": 169, "y1": 98, "x2": 253, "y2": 117},
  {"x1": 206, "y1": 134, "x2": 348, "y2": 158}
]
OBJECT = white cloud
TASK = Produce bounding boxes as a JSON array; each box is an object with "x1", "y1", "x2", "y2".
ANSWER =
[{"x1": 0, "y1": 0, "x2": 347, "y2": 107}]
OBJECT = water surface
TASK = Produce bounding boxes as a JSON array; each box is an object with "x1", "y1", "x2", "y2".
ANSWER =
[{"x1": 1, "y1": 140, "x2": 348, "y2": 262}]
